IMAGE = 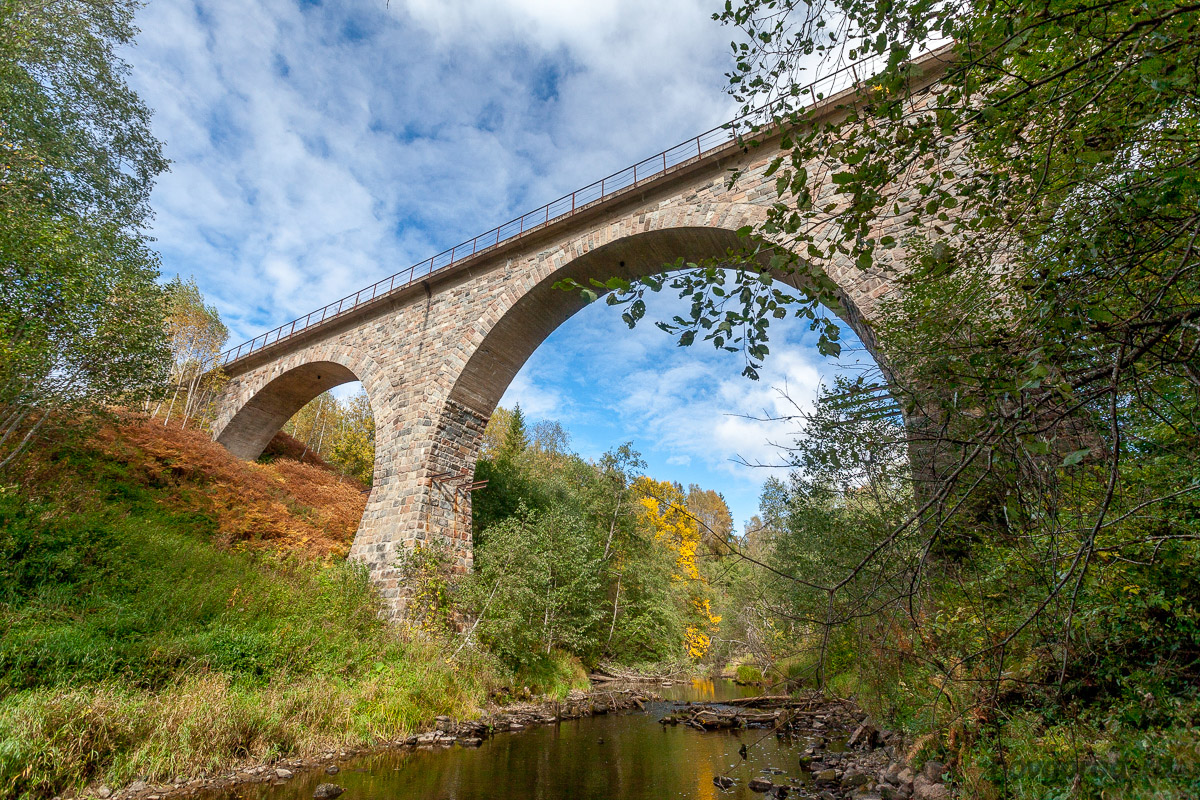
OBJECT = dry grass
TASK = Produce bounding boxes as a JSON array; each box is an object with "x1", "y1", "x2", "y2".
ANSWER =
[{"x1": 91, "y1": 416, "x2": 368, "y2": 557}]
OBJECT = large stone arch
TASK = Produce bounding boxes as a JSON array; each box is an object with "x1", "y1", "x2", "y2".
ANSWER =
[
  {"x1": 407, "y1": 221, "x2": 896, "y2": 586},
  {"x1": 212, "y1": 340, "x2": 389, "y2": 462},
  {"x1": 446, "y1": 224, "x2": 883, "y2": 423}
]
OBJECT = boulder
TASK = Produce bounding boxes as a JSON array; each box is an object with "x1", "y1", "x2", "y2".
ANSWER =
[
  {"x1": 274, "y1": 768, "x2": 293, "y2": 780},
  {"x1": 313, "y1": 784, "x2": 344, "y2": 799},
  {"x1": 325, "y1": 766, "x2": 340, "y2": 775},
  {"x1": 713, "y1": 776, "x2": 736, "y2": 790},
  {"x1": 96, "y1": 788, "x2": 112, "y2": 799},
  {"x1": 748, "y1": 778, "x2": 774, "y2": 792},
  {"x1": 842, "y1": 769, "x2": 870, "y2": 788},
  {"x1": 913, "y1": 776, "x2": 950, "y2": 800},
  {"x1": 815, "y1": 769, "x2": 838, "y2": 784},
  {"x1": 921, "y1": 761, "x2": 945, "y2": 782},
  {"x1": 848, "y1": 719, "x2": 880, "y2": 749}
]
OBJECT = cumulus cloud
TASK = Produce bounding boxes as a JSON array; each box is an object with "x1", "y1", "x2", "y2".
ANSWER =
[{"x1": 127, "y1": 0, "x2": 738, "y2": 345}]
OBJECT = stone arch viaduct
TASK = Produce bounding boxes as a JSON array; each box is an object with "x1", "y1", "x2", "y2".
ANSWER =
[{"x1": 211, "y1": 48, "x2": 954, "y2": 617}]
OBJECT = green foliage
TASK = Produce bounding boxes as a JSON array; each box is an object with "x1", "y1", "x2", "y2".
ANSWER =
[
  {"x1": 0, "y1": 428, "x2": 500, "y2": 799},
  {"x1": 467, "y1": 409, "x2": 729, "y2": 668},
  {"x1": 0, "y1": 0, "x2": 171, "y2": 468},
  {"x1": 735, "y1": 663, "x2": 763, "y2": 684},
  {"x1": 281, "y1": 389, "x2": 376, "y2": 486},
  {"x1": 464, "y1": 504, "x2": 604, "y2": 668}
]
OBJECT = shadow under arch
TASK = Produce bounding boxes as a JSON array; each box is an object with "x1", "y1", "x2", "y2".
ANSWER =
[
  {"x1": 216, "y1": 360, "x2": 362, "y2": 460},
  {"x1": 447, "y1": 226, "x2": 887, "y2": 423}
]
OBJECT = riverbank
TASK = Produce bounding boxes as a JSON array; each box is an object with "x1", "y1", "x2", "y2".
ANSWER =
[
  {"x1": 0, "y1": 419, "x2": 579, "y2": 800},
  {"x1": 86, "y1": 687, "x2": 958, "y2": 800},
  {"x1": 79, "y1": 688, "x2": 657, "y2": 800}
]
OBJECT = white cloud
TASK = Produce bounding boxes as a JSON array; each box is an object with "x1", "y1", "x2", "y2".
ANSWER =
[{"x1": 126, "y1": 0, "x2": 738, "y2": 348}]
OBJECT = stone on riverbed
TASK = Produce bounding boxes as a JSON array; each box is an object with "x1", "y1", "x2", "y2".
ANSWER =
[
  {"x1": 748, "y1": 777, "x2": 774, "y2": 792},
  {"x1": 713, "y1": 776, "x2": 735, "y2": 789},
  {"x1": 312, "y1": 783, "x2": 344, "y2": 799},
  {"x1": 274, "y1": 769, "x2": 293, "y2": 780}
]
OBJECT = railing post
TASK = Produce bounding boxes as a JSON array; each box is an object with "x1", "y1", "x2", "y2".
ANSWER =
[
  {"x1": 545, "y1": 204, "x2": 549, "y2": 224},
  {"x1": 663, "y1": 152, "x2": 667, "y2": 172},
  {"x1": 472, "y1": 237, "x2": 477, "y2": 255},
  {"x1": 697, "y1": 137, "x2": 702, "y2": 157},
  {"x1": 572, "y1": 191, "x2": 575, "y2": 211},
  {"x1": 450, "y1": 245, "x2": 456, "y2": 264},
  {"x1": 601, "y1": 178, "x2": 605, "y2": 196},
  {"x1": 633, "y1": 164, "x2": 637, "y2": 185}
]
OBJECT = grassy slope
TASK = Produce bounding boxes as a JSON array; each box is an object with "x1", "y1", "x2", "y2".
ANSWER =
[{"x1": 0, "y1": 418, "x2": 503, "y2": 799}]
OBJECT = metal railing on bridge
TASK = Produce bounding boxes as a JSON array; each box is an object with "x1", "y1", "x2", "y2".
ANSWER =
[{"x1": 216, "y1": 60, "x2": 869, "y2": 368}]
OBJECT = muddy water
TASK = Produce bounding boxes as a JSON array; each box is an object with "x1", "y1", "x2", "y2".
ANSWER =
[{"x1": 210, "y1": 680, "x2": 832, "y2": 800}]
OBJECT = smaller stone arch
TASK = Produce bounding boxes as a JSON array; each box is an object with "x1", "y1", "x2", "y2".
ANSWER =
[{"x1": 215, "y1": 360, "x2": 361, "y2": 460}]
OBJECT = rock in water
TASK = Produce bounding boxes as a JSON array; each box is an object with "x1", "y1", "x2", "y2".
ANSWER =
[
  {"x1": 713, "y1": 776, "x2": 736, "y2": 790},
  {"x1": 748, "y1": 777, "x2": 774, "y2": 792},
  {"x1": 325, "y1": 766, "x2": 340, "y2": 775},
  {"x1": 313, "y1": 784, "x2": 344, "y2": 799}
]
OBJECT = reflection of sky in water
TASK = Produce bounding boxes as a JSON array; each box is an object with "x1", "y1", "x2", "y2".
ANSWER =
[{"x1": 210, "y1": 681, "x2": 816, "y2": 800}]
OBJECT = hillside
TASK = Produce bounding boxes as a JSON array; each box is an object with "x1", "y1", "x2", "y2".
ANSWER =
[{"x1": 0, "y1": 416, "x2": 500, "y2": 799}]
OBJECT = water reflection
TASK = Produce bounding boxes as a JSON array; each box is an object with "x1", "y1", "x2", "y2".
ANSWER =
[
  {"x1": 214, "y1": 681, "x2": 804, "y2": 800},
  {"x1": 657, "y1": 677, "x2": 761, "y2": 703}
]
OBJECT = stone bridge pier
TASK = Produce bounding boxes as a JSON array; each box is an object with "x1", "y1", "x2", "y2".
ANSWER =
[{"x1": 210, "y1": 49, "x2": 956, "y2": 618}]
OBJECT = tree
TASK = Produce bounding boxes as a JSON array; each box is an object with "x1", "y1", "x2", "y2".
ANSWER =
[
  {"x1": 328, "y1": 391, "x2": 375, "y2": 486},
  {"x1": 463, "y1": 504, "x2": 604, "y2": 668},
  {"x1": 679, "y1": 3, "x2": 1200, "y2": 791},
  {"x1": 281, "y1": 389, "x2": 376, "y2": 487},
  {"x1": 634, "y1": 477, "x2": 723, "y2": 659},
  {"x1": 0, "y1": 0, "x2": 169, "y2": 469},
  {"x1": 156, "y1": 276, "x2": 227, "y2": 429},
  {"x1": 685, "y1": 484, "x2": 734, "y2": 554}
]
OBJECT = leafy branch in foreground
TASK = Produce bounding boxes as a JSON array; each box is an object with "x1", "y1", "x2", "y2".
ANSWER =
[{"x1": 560, "y1": 0, "x2": 1200, "y2": 793}]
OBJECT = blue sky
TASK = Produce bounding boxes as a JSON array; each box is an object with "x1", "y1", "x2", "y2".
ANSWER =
[{"x1": 124, "y1": 0, "x2": 876, "y2": 528}]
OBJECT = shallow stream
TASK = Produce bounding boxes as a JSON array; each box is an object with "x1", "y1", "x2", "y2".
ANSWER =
[{"x1": 211, "y1": 680, "x2": 832, "y2": 800}]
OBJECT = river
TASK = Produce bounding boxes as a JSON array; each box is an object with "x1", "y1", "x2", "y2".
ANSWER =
[{"x1": 208, "y1": 679, "x2": 839, "y2": 800}]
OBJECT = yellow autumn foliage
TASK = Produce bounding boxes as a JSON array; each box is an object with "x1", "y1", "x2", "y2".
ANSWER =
[{"x1": 633, "y1": 477, "x2": 722, "y2": 658}]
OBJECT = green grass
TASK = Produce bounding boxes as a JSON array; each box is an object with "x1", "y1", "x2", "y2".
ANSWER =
[
  {"x1": 735, "y1": 663, "x2": 764, "y2": 684},
  {"x1": 0, "y1": 433, "x2": 508, "y2": 799}
]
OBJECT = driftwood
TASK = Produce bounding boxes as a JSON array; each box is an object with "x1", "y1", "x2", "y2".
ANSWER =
[
  {"x1": 659, "y1": 704, "x2": 789, "y2": 731},
  {"x1": 723, "y1": 695, "x2": 818, "y2": 709},
  {"x1": 588, "y1": 665, "x2": 688, "y2": 683}
]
